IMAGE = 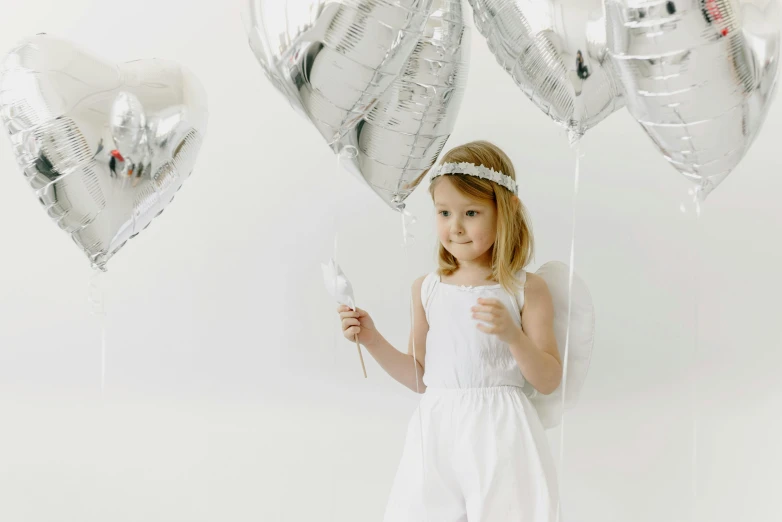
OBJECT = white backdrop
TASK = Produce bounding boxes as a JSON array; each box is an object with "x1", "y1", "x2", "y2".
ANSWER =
[{"x1": 1, "y1": 1, "x2": 781, "y2": 521}]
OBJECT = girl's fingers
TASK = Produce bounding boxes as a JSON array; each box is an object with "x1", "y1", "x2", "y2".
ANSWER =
[
  {"x1": 472, "y1": 304, "x2": 498, "y2": 315},
  {"x1": 342, "y1": 317, "x2": 359, "y2": 329},
  {"x1": 472, "y1": 312, "x2": 495, "y2": 322},
  {"x1": 476, "y1": 323, "x2": 497, "y2": 334},
  {"x1": 346, "y1": 326, "x2": 360, "y2": 336},
  {"x1": 476, "y1": 298, "x2": 499, "y2": 306},
  {"x1": 337, "y1": 306, "x2": 368, "y2": 319}
]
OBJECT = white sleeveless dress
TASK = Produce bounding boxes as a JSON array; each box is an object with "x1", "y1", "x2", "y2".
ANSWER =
[{"x1": 383, "y1": 271, "x2": 560, "y2": 522}]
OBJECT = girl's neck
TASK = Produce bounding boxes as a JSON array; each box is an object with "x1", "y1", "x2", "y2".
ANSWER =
[
  {"x1": 447, "y1": 264, "x2": 496, "y2": 285},
  {"x1": 456, "y1": 253, "x2": 493, "y2": 274}
]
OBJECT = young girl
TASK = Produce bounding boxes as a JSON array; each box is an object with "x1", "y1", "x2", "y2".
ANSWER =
[{"x1": 337, "y1": 141, "x2": 563, "y2": 521}]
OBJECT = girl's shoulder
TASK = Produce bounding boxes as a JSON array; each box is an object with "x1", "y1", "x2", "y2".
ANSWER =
[
  {"x1": 521, "y1": 272, "x2": 553, "y2": 308},
  {"x1": 412, "y1": 272, "x2": 438, "y2": 297},
  {"x1": 413, "y1": 271, "x2": 438, "y2": 287},
  {"x1": 524, "y1": 271, "x2": 547, "y2": 289}
]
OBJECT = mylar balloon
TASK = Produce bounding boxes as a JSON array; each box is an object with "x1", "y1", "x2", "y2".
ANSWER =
[
  {"x1": 338, "y1": 0, "x2": 472, "y2": 211},
  {"x1": 0, "y1": 34, "x2": 208, "y2": 269},
  {"x1": 606, "y1": 0, "x2": 780, "y2": 198},
  {"x1": 469, "y1": 0, "x2": 624, "y2": 140},
  {"x1": 243, "y1": 0, "x2": 435, "y2": 149}
]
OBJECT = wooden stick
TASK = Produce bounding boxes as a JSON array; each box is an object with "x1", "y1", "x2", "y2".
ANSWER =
[
  {"x1": 355, "y1": 334, "x2": 367, "y2": 378},
  {"x1": 349, "y1": 304, "x2": 367, "y2": 378}
]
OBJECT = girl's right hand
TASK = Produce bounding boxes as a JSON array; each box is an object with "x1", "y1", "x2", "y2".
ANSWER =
[{"x1": 337, "y1": 305, "x2": 378, "y2": 347}]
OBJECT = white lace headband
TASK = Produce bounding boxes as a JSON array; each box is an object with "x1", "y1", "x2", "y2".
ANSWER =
[{"x1": 429, "y1": 162, "x2": 517, "y2": 194}]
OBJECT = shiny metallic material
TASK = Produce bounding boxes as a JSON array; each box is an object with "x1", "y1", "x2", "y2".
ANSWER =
[
  {"x1": 0, "y1": 34, "x2": 208, "y2": 269},
  {"x1": 243, "y1": 0, "x2": 435, "y2": 148},
  {"x1": 606, "y1": 0, "x2": 780, "y2": 198},
  {"x1": 339, "y1": 0, "x2": 471, "y2": 211},
  {"x1": 469, "y1": 0, "x2": 624, "y2": 140}
]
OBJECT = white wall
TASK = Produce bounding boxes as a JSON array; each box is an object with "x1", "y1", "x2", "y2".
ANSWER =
[{"x1": 1, "y1": 1, "x2": 781, "y2": 521}]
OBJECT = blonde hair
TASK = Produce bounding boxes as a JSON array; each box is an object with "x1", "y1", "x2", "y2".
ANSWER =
[{"x1": 429, "y1": 140, "x2": 534, "y2": 295}]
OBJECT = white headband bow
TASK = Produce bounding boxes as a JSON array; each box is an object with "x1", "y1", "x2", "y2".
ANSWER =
[{"x1": 429, "y1": 162, "x2": 517, "y2": 194}]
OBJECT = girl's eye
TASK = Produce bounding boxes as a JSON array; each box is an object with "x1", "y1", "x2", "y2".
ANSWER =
[
  {"x1": 466, "y1": 210, "x2": 478, "y2": 217},
  {"x1": 439, "y1": 210, "x2": 450, "y2": 217}
]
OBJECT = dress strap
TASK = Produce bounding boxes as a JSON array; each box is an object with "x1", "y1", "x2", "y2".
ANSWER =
[
  {"x1": 420, "y1": 272, "x2": 439, "y2": 322},
  {"x1": 508, "y1": 270, "x2": 527, "y2": 320}
]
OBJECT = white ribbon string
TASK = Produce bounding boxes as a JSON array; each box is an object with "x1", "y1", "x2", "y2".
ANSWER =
[
  {"x1": 403, "y1": 206, "x2": 427, "y2": 520},
  {"x1": 88, "y1": 267, "x2": 107, "y2": 392},
  {"x1": 330, "y1": 151, "x2": 343, "y2": 522},
  {"x1": 689, "y1": 187, "x2": 703, "y2": 522},
  {"x1": 555, "y1": 140, "x2": 581, "y2": 522}
]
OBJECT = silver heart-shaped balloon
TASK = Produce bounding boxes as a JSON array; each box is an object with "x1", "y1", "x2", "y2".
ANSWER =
[
  {"x1": 0, "y1": 34, "x2": 208, "y2": 269},
  {"x1": 606, "y1": 0, "x2": 780, "y2": 199},
  {"x1": 338, "y1": 0, "x2": 471, "y2": 211},
  {"x1": 469, "y1": 0, "x2": 624, "y2": 140},
  {"x1": 243, "y1": 0, "x2": 435, "y2": 150}
]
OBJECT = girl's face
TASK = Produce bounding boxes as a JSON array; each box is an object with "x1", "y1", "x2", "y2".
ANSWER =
[{"x1": 433, "y1": 177, "x2": 497, "y2": 266}]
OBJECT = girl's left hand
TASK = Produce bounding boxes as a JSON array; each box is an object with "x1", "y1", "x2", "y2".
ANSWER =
[{"x1": 472, "y1": 298, "x2": 522, "y2": 345}]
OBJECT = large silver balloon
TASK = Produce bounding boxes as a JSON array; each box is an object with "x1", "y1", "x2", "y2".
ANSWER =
[
  {"x1": 606, "y1": 0, "x2": 780, "y2": 198},
  {"x1": 243, "y1": 0, "x2": 435, "y2": 149},
  {"x1": 469, "y1": 0, "x2": 624, "y2": 139},
  {"x1": 339, "y1": 0, "x2": 471, "y2": 211},
  {"x1": 0, "y1": 34, "x2": 208, "y2": 270}
]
